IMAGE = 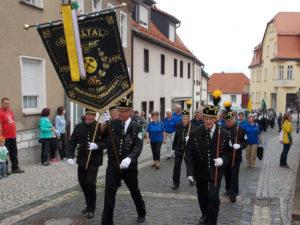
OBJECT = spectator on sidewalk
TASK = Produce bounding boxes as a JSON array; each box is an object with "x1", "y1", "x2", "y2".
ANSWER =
[
  {"x1": 146, "y1": 112, "x2": 165, "y2": 169},
  {"x1": 244, "y1": 114, "x2": 261, "y2": 168},
  {"x1": 54, "y1": 106, "x2": 67, "y2": 161},
  {"x1": 280, "y1": 112, "x2": 293, "y2": 169},
  {"x1": 237, "y1": 112, "x2": 247, "y2": 129},
  {"x1": 0, "y1": 136, "x2": 8, "y2": 179},
  {"x1": 139, "y1": 111, "x2": 147, "y2": 139},
  {"x1": 190, "y1": 109, "x2": 204, "y2": 127},
  {"x1": 0, "y1": 97, "x2": 24, "y2": 174},
  {"x1": 163, "y1": 109, "x2": 177, "y2": 160},
  {"x1": 39, "y1": 108, "x2": 55, "y2": 166},
  {"x1": 277, "y1": 113, "x2": 283, "y2": 132}
]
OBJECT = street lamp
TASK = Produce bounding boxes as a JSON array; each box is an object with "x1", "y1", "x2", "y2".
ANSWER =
[{"x1": 296, "y1": 88, "x2": 300, "y2": 133}]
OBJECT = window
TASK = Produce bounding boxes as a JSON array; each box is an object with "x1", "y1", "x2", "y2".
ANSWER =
[
  {"x1": 174, "y1": 59, "x2": 177, "y2": 77},
  {"x1": 287, "y1": 66, "x2": 293, "y2": 79},
  {"x1": 120, "y1": 11, "x2": 127, "y2": 48},
  {"x1": 92, "y1": 0, "x2": 102, "y2": 12},
  {"x1": 141, "y1": 101, "x2": 147, "y2": 119},
  {"x1": 180, "y1": 61, "x2": 183, "y2": 78},
  {"x1": 188, "y1": 63, "x2": 191, "y2": 79},
  {"x1": 278, "y1": 66, "x2": 284, "y2": 79},
  {"x1": 143, "y1": 49, "x2": 149, "y2": 72},
  {"x1": 264, "y1": 68, "x2": 267, "y2": 81},
  {"x1": 169, "y1": 23, "x2": 176, "y2": 42},
  {"x1": 209, "y1": 95, "x2": 213, "y2": 102},
  {"x1": 20, "y1": 56, "x2": 45, "y2": 114},
  {"x1": 20, "y1": 0, "x2": 43, "y2": 8},
  {"x1": 138, "y1": 4, "x2": 149, "y2": 28},
  {"x1": 149, "y1": 101, "x2": 154, "y2": 114},
  {"x1": 231, "y1": 95, "x2": 237, "y2": 103},
  {"x1": 160, "y1": 54, "x2": 165, "y2": 75}
]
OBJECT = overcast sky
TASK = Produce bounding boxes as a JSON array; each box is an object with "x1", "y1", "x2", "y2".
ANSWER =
[{"x1": 156, "y1": 0, "x2": 300, "y2": 76}]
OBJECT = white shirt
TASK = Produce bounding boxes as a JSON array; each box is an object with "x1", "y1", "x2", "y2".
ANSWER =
[
  {"x1": 210, "y1": 124, "x2": 216, "y2": 138},
  {"x1": 124, "y1": 117, "x2": 132, "y2": 133}
]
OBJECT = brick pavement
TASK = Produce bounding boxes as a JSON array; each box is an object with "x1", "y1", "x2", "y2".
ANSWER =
[{"x1": 1, "y1": 126, "x2": 299, "y2": 225}]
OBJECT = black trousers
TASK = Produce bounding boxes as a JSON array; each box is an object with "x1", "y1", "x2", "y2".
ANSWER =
[
  {"x1": 5, "y1": 138, "x2": 19, "y2": 170},
  {"x1": 173, "y1": 153, "x2": 194, "y2": 185},
  {"x1": 150, "y1": 142, "x2": 162, "y2": 161},
  {"x1": 224, "y1": 160, "x2": 241, "y2": 196},
  {"x1": 196, "y1": 178, "x2": 221, "y2": 225},
  {"x1": 280, "y1": 144, "x2": 291, "y2": 166},
  {"x1": 101, "y1": 166, "x2": 146, "y2": 225},
  {"x1": 49, "y1": 138, "x2": 58, "y2": 160},
  {"x1": 57, "y1": 134, "x2": 66, "y2": 159},
  {"x1": 40, "y1": 138, "x2": 51, "y2": 164},
  {"x1": 78, "y1": 165, "x2": 99, "y2": 213}
]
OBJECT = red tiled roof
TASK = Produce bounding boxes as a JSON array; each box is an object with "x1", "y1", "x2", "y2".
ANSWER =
[
  {"x1": 249, "y1": 12, "x2": 300, "y2": 67},
  {"x1": 208, "y1": 73, "x2": 250, "y2": 94}
]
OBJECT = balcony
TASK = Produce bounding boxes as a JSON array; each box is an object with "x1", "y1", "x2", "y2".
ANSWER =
[{"x1": 273, "y1": 79, "x2": 297, "y2": 87}]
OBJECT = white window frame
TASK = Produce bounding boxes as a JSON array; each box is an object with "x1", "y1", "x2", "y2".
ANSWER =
[
  {"x1": 138, "y1": 4, "x2": 149, "y2": 28},
  {"x1": 20, "y1": 55, "x2": 46, "y2": 115},
  {"x1": 231, "y1": 95, "x2": 237, "y2": 103},
  {"x1": 287, "y1": 65, "x2": 293, "y2": 79},
  {"x1": 20, "y1": 0, "x2": 44, "y2": 8},
  {"x1": 278, "y1": 66, "x2": 284, "y2": 79},
  {"x1": 92, "y1": 0, "x2": 102, "y2": 12},
  {"x1": 169, "y1": 23, "x2": 176, "y2": 42},
  {"x1": 120, "y1": 11, "x2": 128, "y2": 48}
]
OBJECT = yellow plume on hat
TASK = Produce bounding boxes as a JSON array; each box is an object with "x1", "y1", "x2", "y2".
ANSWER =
[
  {"x1": 223, "y1": 101, "x2": 231, "y2": 108},
  {"x1": 213, "y1": 89, "x2": 222, "y2": 98}
]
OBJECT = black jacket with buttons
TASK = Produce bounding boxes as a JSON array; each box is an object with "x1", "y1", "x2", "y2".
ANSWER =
[
  {"x1": 172, "y1": 123, "x2": 191, "y2": 156},
  {"x1": 102, "y1": 119, "x2": 143, "y2": 170},
  {"x1": 67, "y1": 121, "x2": 103, "y2": 170},
  {"x1": 225, "y1": 124, "x2": 248, "y2": 163},
  {"x1": 185, "y1": 124, "x2": 230, "y2": 181}
]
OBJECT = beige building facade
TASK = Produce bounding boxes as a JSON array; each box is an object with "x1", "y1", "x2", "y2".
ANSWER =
[{"x1": 249, "y1": 12, "x2": 300, "y2": 113}]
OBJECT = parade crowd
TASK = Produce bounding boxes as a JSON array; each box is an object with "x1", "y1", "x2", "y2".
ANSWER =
[{"x1": 0, "y1": 93, "x2": 295, "y2": 225}]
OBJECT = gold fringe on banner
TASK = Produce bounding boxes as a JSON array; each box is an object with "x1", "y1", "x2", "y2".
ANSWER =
[{"x1": 61, "y1": 5, "x2": 80, "y2": 82}]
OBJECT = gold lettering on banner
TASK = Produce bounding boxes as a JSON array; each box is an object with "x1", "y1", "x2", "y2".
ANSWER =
[
  {"x1": 105, "y1": 16, "x2": 115, "y2": 25},
  {"x1": 58, "y1": 65, "x2": 70, "y2": 73},
  {"x1": 80, "y1": 28, "x2": 109, "y2": 38},
  {"x1": 55, "y1": 36, "x2": 66, "y2": 47},
  {"x1": 87, "y1": 76, "x2": 102, "y2": 86},
  {"x1": 82, "y1": 40, "x2": 100, "y2": 53},
  {"x1": 42, "y1": 29, "x2": 51, "y2": 39}
]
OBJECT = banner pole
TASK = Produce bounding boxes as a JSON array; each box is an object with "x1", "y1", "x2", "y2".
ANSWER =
[
  {"x1": 24, "y1": 3, "x2": 127, "y2": 29},
  {"x1": 85, "y1": 113, "x2": 101, "y2": 170}
]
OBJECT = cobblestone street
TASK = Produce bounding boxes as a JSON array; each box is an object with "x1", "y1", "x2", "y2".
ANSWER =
[{"x1": 0, "y1": 127, "x2": 299, "y2": 225}]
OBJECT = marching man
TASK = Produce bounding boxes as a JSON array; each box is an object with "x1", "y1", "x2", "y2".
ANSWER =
[
  {"x1": 67, "y1": 109, "x2": 103, "y2": 219},
  {"x1": 101, "y1": 98, "x2": 146, "y2": 225},
  {"x1": 185, "y1": 90, "x2": 230, "y2": 225},
  {"x1": 223, "y1": 101, "x2": 248, "y2": 203}
]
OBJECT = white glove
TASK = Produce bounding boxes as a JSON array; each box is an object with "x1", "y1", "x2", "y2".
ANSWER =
[
  {"x1": 187, "y1": 176, "x2": 194, "y2": 182},
  {"x1": 214, "y1": 158, "x2": 223, "y2": 167},
  {"x1": 88, "y1": 142, "x2": 98, "y2": 150},
  {"x1": 233, "y1": 143, "x2": 241, "y2": 150},
  {"x1": 185, "y1": 136, "x2": 189, "y2": 142},
  {"x1": 120, "y1": 157, "x2": 131, "y2": 169},
  {"x1": 67, "y1": 158, "x2": 75, "y2": 166}
]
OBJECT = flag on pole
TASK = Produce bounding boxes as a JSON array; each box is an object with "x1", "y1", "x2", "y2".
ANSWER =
[{"x1": 247, "y1": 96, "x2": 252, "y2": 112}]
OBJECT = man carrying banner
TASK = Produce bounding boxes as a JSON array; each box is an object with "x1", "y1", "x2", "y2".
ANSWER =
[
  {"x1": 185, "y1": 90, "x2": 230, "y2": 225},
  {"x1": 223, "y1": 101, "x2": 248, "y2": 203},
  {"x1": 101, "y1": 98, "x2": 146, "y2": 225},
  {"x1": 67, "y1": 109, "x2": 103, "y2": 219}
]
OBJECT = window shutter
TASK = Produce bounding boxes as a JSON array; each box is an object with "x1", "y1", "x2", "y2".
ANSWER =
[
  {"x1": 120, "y1": 12, "x2": 127, "y2": 48},
  {"x1": 22, "y1": 58, "x2": 40, "y2": 97}
]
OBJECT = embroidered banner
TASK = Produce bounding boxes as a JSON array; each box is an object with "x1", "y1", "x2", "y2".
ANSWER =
[{"x1": 37, "y1": 11, "x2": 132, "y2": 112}]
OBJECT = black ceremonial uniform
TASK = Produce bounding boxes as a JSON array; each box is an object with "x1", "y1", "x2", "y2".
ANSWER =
[
  {"x1": 67, "y1": 121, "x2": 103, "y2": 214},
  {"x1": 172, "y1": 122, "x2": 194, "y2": 187},
  {"x1": 101, "y1": 118, "x2": 146, "y2": 225},
  {"x1": 224, "y1": 124, "x2": 247, "y2": 199},
  {"x1": 185, "y1": 124, "x2": 230, "y2": 225}
]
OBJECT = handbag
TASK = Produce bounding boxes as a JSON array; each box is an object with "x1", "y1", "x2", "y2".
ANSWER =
[{"x1": 257, "y1": 145, "x2": 264, "y2": 161}]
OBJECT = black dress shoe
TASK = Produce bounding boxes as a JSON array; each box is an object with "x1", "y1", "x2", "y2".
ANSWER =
[
  {"x1": 6, "y1": 171, "x2": 11, "y2": 176},
  {"x1": 189, "y1": 180, "x2": 195, "y2": 186},
  {"x1": 171, "y1": 184, "x2": 179, "y2": 190},
  {"x1": 86, "y1": 212, "x2": 94, "y2": 219},
  {"x1": 81, "y1": 207, "x2": 89, "y2": 214},
  {"x1": 230, "y1": 195, "x2": 237, "y2": 203},
  {"x1": 12, "y1": 168, "x2": 25, "y2": 173},
  {"x1": 137, "y1": 216, "x2": 145, "y2": 223}
]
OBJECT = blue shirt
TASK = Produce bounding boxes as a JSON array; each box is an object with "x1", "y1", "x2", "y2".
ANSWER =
[
  {"x1": 237, "y1": 119, "x2": 247, "y2": 129},
  {"x1": 172, "y1": 112, "x2": 182, "y2": 124},
  {"x1": 243, "y1": 122, "x2": 261, "y2": 144},
  {"x1": 163, "y1": 117, "x2": 177, "y2": 133},
  {"x1": 190, "y1": 118, "x2": 204, "y2": 127},
  {"x1": 218, "y1": 119, "x2": 226, "y2": 127},
  {"x1": 54, "y1": 115, "x2": 66, "y2": 134},
  {"x1": 147, "y1": 121, "x2": 165, "y2": 142}
]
